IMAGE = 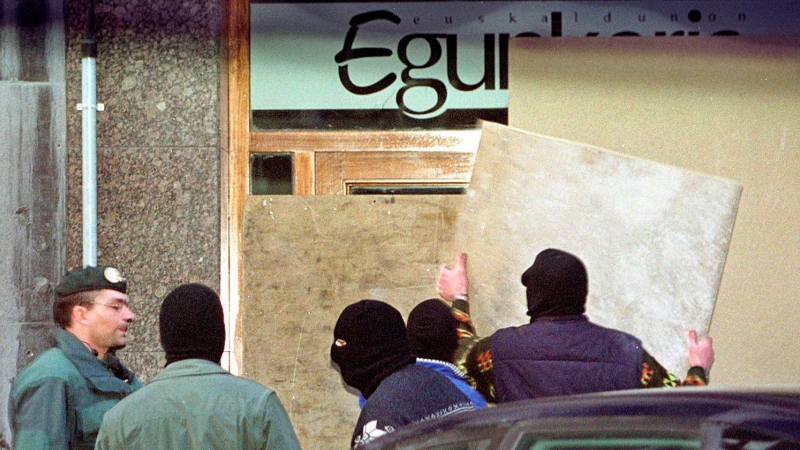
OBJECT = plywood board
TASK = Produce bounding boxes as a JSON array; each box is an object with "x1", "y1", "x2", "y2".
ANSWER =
[
  {"x1": 242, "y1": 195, "x2": 462, "y2": 449},
  {"x1": 455, "y1": 121, "x2": 741, "y2": 376}
]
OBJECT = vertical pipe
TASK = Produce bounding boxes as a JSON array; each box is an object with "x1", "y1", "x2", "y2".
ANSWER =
[{"x1": 81, "y1": 0, "x2": 97, "y2": 266}]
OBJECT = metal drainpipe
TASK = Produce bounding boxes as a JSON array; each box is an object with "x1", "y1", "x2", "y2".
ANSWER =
[{"x1": 78, "y1": 0, "x2": 101, "y2": 266}]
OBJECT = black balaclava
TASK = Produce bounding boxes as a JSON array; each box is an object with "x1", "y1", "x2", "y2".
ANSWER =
[
  {"x1": 160, "y1": 283, "x2": 226, "y2": 366},
  {"x1": 407, "y1": 298, "x2": 459, "y2": 363},
  {"x1": 330, "y1": 299, "x2": 415, "y2": 399},
  {"x1": 521, "y1": 248, "x2": 588, "y2": 321}
]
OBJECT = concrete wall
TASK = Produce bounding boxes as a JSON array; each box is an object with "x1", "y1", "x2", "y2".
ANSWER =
[
  {"x1": 0, "y1": 0, "x2": 66, "y2": 446},
  {"x1": 508, "y1": 37, "x2": 800, "y2": 386}
]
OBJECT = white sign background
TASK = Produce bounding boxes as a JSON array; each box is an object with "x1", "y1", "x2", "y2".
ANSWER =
[{"x1": 251, "y1": 1, "x2": 799, "y2": 121}]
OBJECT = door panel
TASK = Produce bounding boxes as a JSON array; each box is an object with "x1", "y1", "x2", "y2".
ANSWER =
[
  {"x1": 315, "y1": 151, "x2": 475, "y2": 195},
  {"x1": 249, "y1": 130, "x2": 480, "y2": 195}
]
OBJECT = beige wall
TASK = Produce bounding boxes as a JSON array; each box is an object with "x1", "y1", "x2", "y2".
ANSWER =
[{"x1": 508, "y1": 37, "x2": 800, "y2": 385}]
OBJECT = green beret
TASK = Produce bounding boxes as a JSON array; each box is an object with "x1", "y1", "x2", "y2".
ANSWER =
[{"x1": 55, "y1": 265, "x2": 128, "y2": 297}]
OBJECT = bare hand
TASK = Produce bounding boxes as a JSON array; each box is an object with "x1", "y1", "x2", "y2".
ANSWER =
[
  {"x1": 687, "y1": 329, "x2": 714, "y2": 371},
  {"x1": 437, "y1": 252, "x2": 469, "y2": 301}
]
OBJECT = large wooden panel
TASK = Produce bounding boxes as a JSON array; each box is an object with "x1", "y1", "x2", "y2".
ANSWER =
[
  {"x1": 243, "y1": 195, "x2": 463, "y2": 449},
  {"x1": 456, "y1": 121, "x2": 741, "y2": 377},
  {"x1": 508, "y1": 37, "x2": 800, "y2": 384}
]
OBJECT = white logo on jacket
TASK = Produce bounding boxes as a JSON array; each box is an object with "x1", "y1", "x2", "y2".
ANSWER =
[{"x1": 354, "y1": 420, "x2": 395, "y2": 447}]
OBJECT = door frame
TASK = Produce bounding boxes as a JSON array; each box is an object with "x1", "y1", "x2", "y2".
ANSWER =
[{"x1": 221, "y1": 0, "x2": 478, "y2": 373}]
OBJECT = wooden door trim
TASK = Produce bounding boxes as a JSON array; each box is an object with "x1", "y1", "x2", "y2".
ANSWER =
[
  {"x1": 223, "y1": 0, "x2": 481, "y2": 371},
  {"x1": 222, "y1": 0, "x2": 250, "y2": 374},
  {"x1": 250, "y1": 129, "x2": 481, "y2": 153},
  {"x1": 314, "y1": 150, "x2": 475, "y2": 195}
]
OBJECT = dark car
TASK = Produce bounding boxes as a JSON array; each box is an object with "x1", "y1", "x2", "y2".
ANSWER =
[{"x1": 363, "y1": 386, "x2": 800, "y2": 450}]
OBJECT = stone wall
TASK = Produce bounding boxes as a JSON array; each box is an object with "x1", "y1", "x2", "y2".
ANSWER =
[{"x1": 63, "y1": 0, "x2": 222, "y2": 381}]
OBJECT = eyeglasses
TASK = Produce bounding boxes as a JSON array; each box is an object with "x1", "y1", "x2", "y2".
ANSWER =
[{"x1": 90, "y1": 301, "x2": 134, "y2": 313}]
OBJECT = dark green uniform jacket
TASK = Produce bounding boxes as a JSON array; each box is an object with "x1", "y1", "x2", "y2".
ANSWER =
[
  {"x1": 95, "y1": 359, "x2": 302, "y2": 450},
  {"x1": 9, "y1": 329, "x2": 142, "y2": 450}
]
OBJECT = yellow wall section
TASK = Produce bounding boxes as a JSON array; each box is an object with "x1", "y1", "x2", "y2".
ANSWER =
[{"x1": 508, "y1": 36, "x2": 800, "y2": 385}]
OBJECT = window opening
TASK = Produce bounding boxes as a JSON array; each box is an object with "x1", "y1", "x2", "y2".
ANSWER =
[
  {"x1": 250, "y1": 153, "x2": 294, "y2": 195},
  {"x1": 348, "y1": 182, "x2": 468, "y2": 195}
]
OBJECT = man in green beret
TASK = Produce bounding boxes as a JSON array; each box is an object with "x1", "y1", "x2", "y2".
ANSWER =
[{"x1": 9, "y1": 265, "x2": 142, "y2": 450}]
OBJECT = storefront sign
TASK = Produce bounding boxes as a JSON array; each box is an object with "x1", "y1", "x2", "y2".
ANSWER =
[{"x1": 250, "y1": 1, "x2": 799, "y2": 130}]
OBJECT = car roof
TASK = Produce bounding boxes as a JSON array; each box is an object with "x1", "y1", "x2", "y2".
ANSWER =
[{"x1": 364, "y1": 385, "x2": 800, "y2": 449}]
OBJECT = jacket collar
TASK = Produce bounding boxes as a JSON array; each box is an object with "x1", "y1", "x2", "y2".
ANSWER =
[
  {"x1": 56, "y1": 329, "x2": 137, "y2": 393},
  {"x1": 415, "y1": 358, "x2": 468, "y2": 379},
  {"x1": 531, "y1": 314, "x2": 588, "y2": 324},
  {"x1": 150, "y1": 358, "x2": 229, "y2": 383}
]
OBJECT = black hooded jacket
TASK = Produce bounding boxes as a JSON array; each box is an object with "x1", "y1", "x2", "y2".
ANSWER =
[
  {"x1": 493, "y1": 249, "x2": 643, "y2": 402},
  {"x1": 331, "y1": 300, "x2": 475, "y2": 447}
]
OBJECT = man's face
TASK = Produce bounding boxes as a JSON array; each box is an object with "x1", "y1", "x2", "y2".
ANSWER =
[{"x1": 84, "y1": 289, "x2": 135, "y2": 352}]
